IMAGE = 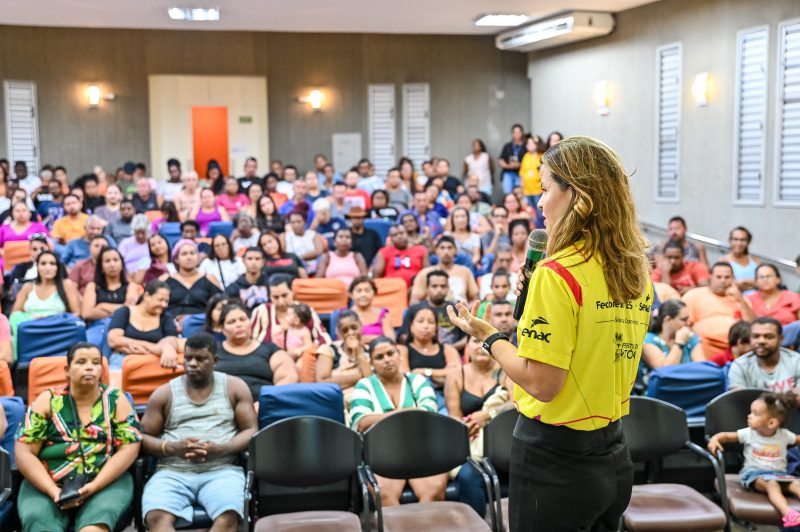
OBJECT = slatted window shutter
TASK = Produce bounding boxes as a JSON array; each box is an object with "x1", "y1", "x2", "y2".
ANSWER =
[
  {"x1": 733, "y1": 27, "x2": 769, "y2": 205},
  {"x1": 775, "y1": 20, "x2": 800, "y2": 205},
  {"x1": 3, "y1": 81, "x2": 40, "y2": 173},
  {"x1": 402, "y1": 83, "x2": 430, "y2": 167},
  {"x1": 368, "y1": 84, "x2": 396, "y2": 179},
  {"x1": 655, "y1": 43, "x2": 682, "y2": 202}
]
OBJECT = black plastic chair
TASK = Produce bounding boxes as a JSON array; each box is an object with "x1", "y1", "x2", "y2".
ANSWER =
[
  {"x1": 362, "y1": 410, "x2": 491, "y2": 532},
  {"x1": 621, "y1": 396, "x2": 727, "y2": 531},
  {"x1": 705, "y1": 388, "x2": 797, "y2": 528},
  {"x1": 0, "y1": 447, "x2": 10, "y2": 506},
  {"x1": 481, "y1": 409, "x2": 517, "y2": 532},
  {"x1": 249, "y1": 416, "x2": 368, "y2": 531}
]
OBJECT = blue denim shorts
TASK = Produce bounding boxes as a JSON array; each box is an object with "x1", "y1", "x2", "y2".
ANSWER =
[
  {"x1": 740, "y1": 469, "x2": 785, "y2": 489},
  {"x1": 142, "y1": 466, "x2": 244, "y2": 525}
]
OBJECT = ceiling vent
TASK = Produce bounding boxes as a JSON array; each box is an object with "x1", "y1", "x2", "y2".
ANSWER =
[{"x1": 495, "y1": 11, "x2": 614, "y2": 52}]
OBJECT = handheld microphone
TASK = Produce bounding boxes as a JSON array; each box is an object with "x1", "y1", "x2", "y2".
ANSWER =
[{"x1": 513, "y1": 229, "x2": 548, "y2": 320}]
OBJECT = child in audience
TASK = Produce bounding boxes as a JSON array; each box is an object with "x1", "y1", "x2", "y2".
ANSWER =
[
  {"x1": 284, "y1": 303, "x2": 316, "y2": 359},
  {"x1": 708, "y1": 392, "x2": 800, "y2": 527}
]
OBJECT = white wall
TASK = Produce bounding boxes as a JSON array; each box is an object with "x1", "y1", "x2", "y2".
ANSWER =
[
  {"x1": 148, "y1": 75, "x2": 269, "y2": 180},
  {"x1": 528, "y1": 0, "x2": 800, "y2": 262}
]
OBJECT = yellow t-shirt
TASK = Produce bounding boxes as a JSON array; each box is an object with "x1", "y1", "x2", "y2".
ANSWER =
[
  {"x1": 51, "y1": 213, "x2": 89, "y2": 243},
  {"x1": 519, "y1": 152, "x2": 542, "y2": 196},
  {"x1": 515, "y1": 245, "x2": 653, "y2": 431}
]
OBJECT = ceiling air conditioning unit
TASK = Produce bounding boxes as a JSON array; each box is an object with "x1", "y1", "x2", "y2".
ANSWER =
[{"x1": 496, "y1": 11, "x2": 614, "y2": 52}]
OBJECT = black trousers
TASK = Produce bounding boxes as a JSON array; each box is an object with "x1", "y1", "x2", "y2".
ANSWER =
[{"x1": 508, "y1": 415, "x2": 632, "y2": 532}]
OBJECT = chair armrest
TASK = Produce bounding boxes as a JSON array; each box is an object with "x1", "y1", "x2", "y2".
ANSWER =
[
  {"x1": 356, "y1": 466, "x2": 372, "y2": 532},
  {"x1": 0, "y1": 487, "x2": 10, "y2": 506},
  {"x1": 363, "y1": 465, "x2": 383, "y2": 532},
  {"x1": 685, "y1": 441, "x2": 729, "y2": 521},
  {"x1": 481, "y1": 458, "x2": 503, "y2": 532}
]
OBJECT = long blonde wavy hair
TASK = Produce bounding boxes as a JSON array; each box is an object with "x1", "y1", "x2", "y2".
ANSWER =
[{"x1": 541, "y1": 136, "x2": 649, "y2": 303}]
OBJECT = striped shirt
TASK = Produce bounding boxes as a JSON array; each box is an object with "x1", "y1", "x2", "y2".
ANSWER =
[{"x1": 349, "y1": 373, "x2": 437, "y2": 430}]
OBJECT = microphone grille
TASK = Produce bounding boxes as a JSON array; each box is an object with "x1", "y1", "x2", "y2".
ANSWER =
[{"x1": 528, "y1": 229, "x2": 548, "y2": 251}]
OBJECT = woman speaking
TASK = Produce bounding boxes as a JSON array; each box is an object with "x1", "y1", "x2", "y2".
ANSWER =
[{"x1": 448, "y1": 136, "x2": 653, "y2": 531}]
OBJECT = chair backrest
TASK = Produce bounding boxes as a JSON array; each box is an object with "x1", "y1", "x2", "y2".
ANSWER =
[
  {"x1": 121, "y1": 354, "x2": 184, "y2": 404},
  {"x1": 208, "y1": 221, "x2": 234, "y2": 238},
  {"x1": 291, "y1": 278, "x2": 348, "y2": 315},
  {"x1": 623, "y1": 396, "x2": 690, "y2": 462},
  {"x1": 28, "y1": 356, "x2": 110, "y2": 403},
  {"x1": 16, "y1": 313, "x2": 87, "y2": 365},
  {"x1": 483, "y1": 409, "x2": 518, "y2": 473},
  {"x1": 258, "y1": 383, "x2": 344, "y2": 429},
  {"x1": 0, "y1": 396, "x2": 25, "y2": 466},
  {"x1": 159, "y1": 221, "x2": 182, "y2": 236},
  {"x1": 705, "y1": 388, "x2": 763, "y2": 442},
  {"x1": 2, "y1": 241, "x2": 31, "y2": 271},
  {"x1": 646, "y1": 361, "x2": 726, "y2": 417},
  {"x1": 0, "y1": 447, "x2": 10, "y2": 502},
  {"x1": 0, "y1": 361, "x2": 12, "y2": 397},
  {"x1": 363, "y1": 410, "x2": 470, "y2": 479},
  {"x1": 373, "y1": 277, "x2": 409, "y2": 328},
  {"x1": 180, "y1": 313, "x2": 206, "y2": 338},
  {"x1": 144, "y1": 210, "x2": 161, "y2": 223},
  {"x1": 250, "y1": 416, "x2": 363, "y2": 487},
  {"x1": 363, "y1": 219, "x2": 391, "y2": 244}
]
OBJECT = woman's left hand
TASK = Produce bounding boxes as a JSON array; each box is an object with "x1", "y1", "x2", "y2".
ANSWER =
[
  {"x1": 160, "y1": 348, "x2": 178, "y2": 369},
  {"x1": 464, "y1": 411, "x2": 490, "y2": 439},
  {"x1": 446, "y1": 301, "x2": 498, "y2": 343}
]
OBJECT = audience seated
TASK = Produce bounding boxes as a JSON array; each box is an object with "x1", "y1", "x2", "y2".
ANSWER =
[
  {"x1": 68, "y1": 235, "x2": 110, "y2": 294},
  {"x1": 216, "y1": 177, "x2": 250, "y2": 217},
  {"x1": 282, "y1": 206, "x2": 325, "y2": 275},
  {"x1": 118, "y1": 213, "x2": 151, "y2": 272},
  {"x1": 81, "y1": 247, "x2": 139, "y2": 354},
  {"x1": 173, "y1": 171, "x2": 201, "y2": 221},
  {"x1": 0, "y1": 201, "x2": 49, "y2": 248},
  {"x1": 398, "y1": 304, "x2": 461, "y2": 409},
  {"x1": 350, "y1": 336, "x2": 447, "y2": 506},
  {"x1": 404, "y1": 272, "x2": 467, "y2": 351},
  {"x1": 651, "y1": 240, "x2": 710, "y2": 295},
  {"x1": 61, "y1": 215, "x2": 113, "y2": 269},
  {"x1": 224, "y1": 247, "x2": 268, "y2": 309},
  {"x1": 51, "y1": 194, "x2": 88, "y2": 248},
  {"x1": 254, "y1": 194, "x2": 285, "y2": 234},
  {"x1": 747, "y1": 263, "x2": 800, "y2": 349},
  {"x1": 15, "y1": 343, "x2": 141, "y2": 532},
  {"x1": 488, "y1": 299, "x2": 518, "y2": 345},
  {"x1": 257, "y1": 230, "x2": 306, "y2": 281},
  {"x1": 251, "y1": 273, "x2": 331, "y2": 349},
  {"x1": 198, "y1": 234, "x2": 245, "y2": 289},
  {"x1": 445, "y1": 206, "x2": 482, "y2": 269},
  {"x1": 641, "y1": 300, "x2": 705, "y2": 374},
  {"x1": 348, "y1": 276, "x2": 395, "y2": 343},
  {"x1": 190, "y1": 188, "x2": 229, "y2": 236},
  {"x1": 728, "y1": 317, "x2": 800, "y2": 392},
  {"x1": 315, "y1": 310, "x2": 372, "y2": 397},
  {"x1": 215, "y1": 302, "x2": 297, "y2": 402},
  {"x1": 140, "y1": 333, "x2": 257, "y2": 531},
  {"x1": 230, "y1": 214, "x2": 258, "y2": 252},
  {"x1": 682, "y1": 262, "x2": 756, "y2": 358},
  {"x1": 444, "y1": 335, "x2": 513, "y2": 518},
  {"x1": 399, "y1": 211, "x2": 432, "y2": 251},
  {"x1": 508, "y1": 218, "x2": 530, "y2": 272},
  {"x1": 372, "y1": 223, "x2": 429, "y2": 287},
  {"x1": 410, "y1": 235, "x2": 478, "y2": 304},
  {"x1": 108, "y1": 198, "x2": 135, "y2": 243},
  {"x1": 107, "y1": 280, "x2": 180, "y2": 370},
  {"x1": 347, "y1": 206, "x2": 383, "y2": 266},
  {"x1": 316, "y1": 227, "x2": 367, "y2": 286},
  {"x1": 709, "y1": 319, "x2": 751, "y2": 366},
  {"x1": 6, "y1": 234, "x2": 49, "y2": 294},
  {"x1": 658, "y1": 215, "x2": 709, "y2": 267},
  {"x1": 10, "y1": 250, "x2": 80, "y2": 358},
  {"x1": 135, "y1": 233, "x2": 175, "y2": 286},
  {"x1": 131, "y1": 176, "x2": 160, "y2": 213},
  {"x1": 721, "y1": 226, "x2": 761, "y2": 292},
  {"x1": 163, "y1": 239, "x2": 222, "y2": 320}
]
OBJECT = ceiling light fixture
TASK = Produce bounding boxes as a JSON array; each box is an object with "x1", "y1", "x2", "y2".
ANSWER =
[
  {"x1": 168, "y1": 7, "x2": 220, "y2": 21},
  {"x1": 474, "y1": 14, "x2": 531, "y2": 28}
]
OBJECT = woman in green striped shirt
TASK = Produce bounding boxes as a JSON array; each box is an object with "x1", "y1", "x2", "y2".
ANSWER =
[{"x1": 349, "y1": 336, "x2": 447, "y2": 506}]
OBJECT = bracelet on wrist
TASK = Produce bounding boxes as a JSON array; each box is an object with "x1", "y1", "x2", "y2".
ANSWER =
[{"x1": 161, "y1": 440, "x2": 168, "y2": 456}]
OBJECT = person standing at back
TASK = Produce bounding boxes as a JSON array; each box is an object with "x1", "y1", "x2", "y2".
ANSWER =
[{"x1": 498, "y1": 124, "x2": 525, "y2": 195}]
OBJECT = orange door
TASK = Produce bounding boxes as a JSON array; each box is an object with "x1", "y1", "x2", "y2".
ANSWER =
[{"x1": 192, "y1": 106, "x2": 229, "y2": 177}]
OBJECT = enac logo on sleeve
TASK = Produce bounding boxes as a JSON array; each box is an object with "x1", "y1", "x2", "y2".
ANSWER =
[{"x1": 520, "y1": 316, "x2": 551, "y2": 343}]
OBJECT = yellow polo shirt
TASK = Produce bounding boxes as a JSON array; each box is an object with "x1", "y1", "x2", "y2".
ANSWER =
[
  {"x1": 51, "y1": 213, "x2": 89, "y2": 243},
  {"x1": 515, "y1": 244, "x2": 653, "y2": 431}
]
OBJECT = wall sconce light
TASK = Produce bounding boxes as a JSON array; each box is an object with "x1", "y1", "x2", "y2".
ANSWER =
[
  {"x1": 87, "y1": 85, "x2": 101, "y2": 107},
  {"x1": 86, "y1": 84, "x2": 116, "y2": 108},
  {"x1": 299, "y1": 89, "x2": 324, "y2": 111},
  {"x1": 692, "y1": 72, "x2": 711, "y2": 107},
  {"x1": 593, "y1": 80, "x2": 610, "y2": 116}
]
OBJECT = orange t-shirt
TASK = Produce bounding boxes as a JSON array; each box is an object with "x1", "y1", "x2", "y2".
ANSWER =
[{"x1": 682, "y1": 287, "x2": 747, "y2": 357}]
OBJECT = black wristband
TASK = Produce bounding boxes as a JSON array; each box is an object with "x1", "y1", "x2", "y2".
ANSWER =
[{"x1": 482, "y1": 332, "x2": 509, "y2": 358}]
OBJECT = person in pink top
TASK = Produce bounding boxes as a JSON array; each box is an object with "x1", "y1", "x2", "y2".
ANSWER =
[
  {"x1": 216, "y1": 177, "x2": 250, "y2": 217},
  {"x1": 0, "y1": 201, "x2": 49, "y2": 247},
  {"x1": 747, "y1": 264, "x2": 800, "y2": 326},
  {"x1": 189, "y1": 188, "x2": 230, "y2": 235},
  {"x1": 316, "y1": 227, "x2": 367, "y2": 288},
  {"x1": 348, "y1": 275, "x2": 395, "y2": 343}
]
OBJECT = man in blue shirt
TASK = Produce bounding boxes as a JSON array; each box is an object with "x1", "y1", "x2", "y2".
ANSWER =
[
  {"x1": 310, "y1": 198, "x2": 345, "y2": 244},
  {"x1": 61, "y1": 215, "x2": 116, "y2": 267}
]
